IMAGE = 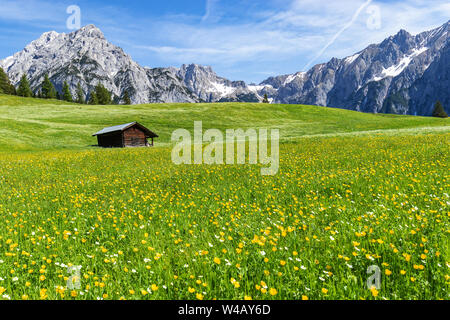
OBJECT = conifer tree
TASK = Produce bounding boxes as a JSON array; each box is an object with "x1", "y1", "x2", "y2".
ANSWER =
[
  {"x1": 262, "y1": 94, "x2": 269, "y2": 103},
  {"x1": 432, "y1": 101, "x2": 448, "y2": 118},
  {"x1": 0, "y1": 67, "x2": 16, "y2": 95},
  {"x1": 41, "y1": 74, "x2": 56, "y2": 99},
  {"x1": 76, "y1": 83, "x2": 85, "y2": 104},
  {"x1": 62, "y1": 81, "x2": 73, "y2": 102},
  {"x1": 123, "y1": 90, "x2": 131, "y2": 105},
  {"x1": 95, "y1": 83, "x2": 111, "y2": 105},
  {"x1": 88, "y1": 91, "x2": 98, "y2": 105},
  {"x1": 17, "y1": 74, "x2": 33, "y2": 97}
]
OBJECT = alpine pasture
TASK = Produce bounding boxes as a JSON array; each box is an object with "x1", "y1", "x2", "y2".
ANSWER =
[{"x1": 0, "y1": 94, "x2": 448, "y2": 300}]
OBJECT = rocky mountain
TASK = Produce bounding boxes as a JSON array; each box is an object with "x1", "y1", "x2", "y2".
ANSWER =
[
  {"x1": 0, "y1": 25, "x2": 258, "y2": 104},
  {"x1": 258, "y1": 20, "x2": 450, "y2": 115},
  {"x1": 177, "y1": 64, "x2": 260, "y2": 103},
  {"x1": 1, "y1": 21, "x2": 449, "y2": 115}
]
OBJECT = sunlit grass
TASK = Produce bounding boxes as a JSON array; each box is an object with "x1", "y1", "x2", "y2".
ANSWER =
[
  {"x1": 0, "y1": 94, "x2": 448, "y2": 152},
  {"x1": 0, "y1": 133, "x2": 448, "y2": 300}
]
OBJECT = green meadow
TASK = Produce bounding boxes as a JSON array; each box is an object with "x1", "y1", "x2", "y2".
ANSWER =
[
  {"x1": 0, "y1": 94, "x2": 448, "y2": 300},
  {"x1": 0, "y1": 94, "x2": 448, "y2": 151}
]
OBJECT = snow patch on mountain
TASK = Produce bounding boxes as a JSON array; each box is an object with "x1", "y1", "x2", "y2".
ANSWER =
[
  {"x1": 284, "y1": 72, "x2": 306, "y2": 85},
  {"x1": 210, "y1": 82, "x2": 236, "y2": 98},
  {"x1": 374, "y1": 47, "x2": 429, "y2": 81},
  {"x1": 344, "y1": 53, "x2": 360, "y2": 65}
]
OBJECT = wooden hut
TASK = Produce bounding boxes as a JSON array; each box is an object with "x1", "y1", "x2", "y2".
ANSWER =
[{"x1": 93, "y1": 122, "x2": 158, "y2": 148}]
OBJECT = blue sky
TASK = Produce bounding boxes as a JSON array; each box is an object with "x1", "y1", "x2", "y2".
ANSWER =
[{"x1": 0, "y1": 0, "x2": 449, "y2": 83}]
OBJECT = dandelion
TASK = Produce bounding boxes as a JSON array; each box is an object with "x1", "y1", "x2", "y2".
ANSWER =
[
  {"x1": 370, "y1": 286, "x2": 379, "y2": 297},
  {"x1": 196, "y1": 293, "x2": 204, "y2": 300}
]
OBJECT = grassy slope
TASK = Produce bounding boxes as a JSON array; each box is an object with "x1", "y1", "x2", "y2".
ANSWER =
[{"x1": 0, "y1": 94, "x2": 448, "y2": 152}]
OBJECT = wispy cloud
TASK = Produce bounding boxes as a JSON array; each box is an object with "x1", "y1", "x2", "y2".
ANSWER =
[
  {"x1": 302, "y1": 0, "x2": 373, "y2": 69},
  {"x1": 0, "y1": 0, "x2": 68, "y2": 25},
  {"x1": 202, "y1": 0, "x2": 218, "y2": 22}
]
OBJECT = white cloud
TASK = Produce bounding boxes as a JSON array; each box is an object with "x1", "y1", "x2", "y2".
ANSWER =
[{"x1": 0, "y1": 0, "x2": 65, "y2": 23}]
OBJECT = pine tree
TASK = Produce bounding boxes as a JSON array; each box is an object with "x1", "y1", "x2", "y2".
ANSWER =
[
  {"x1": 17, "y1": 74, "x2": 33, "y2": 97},
  {"x1": 41, "y1": 74, "x2": 56, "y2": 99},
  {"x1": 75, "y1": 83, "x2": 85, "y2": 104},
  {"x1": 432, "y1": 101, "x2": 448, "y2": 118},
  {"x1": 95, "y1": 83, "x2": 112, "y2": 105},
  {"x1": 262, "y1": 94, "x2": 269, "y2": 103},
  {"x1": 123, "y1": 90, "x2": 131, "y2": 105},
  {"x1": 88, "y1": 91, "x2": 98, "y2": 105},
  {"x1": 62, "y1": 81, "x2": 73, "y2": 102},
  {"x1": 56, "y1": 90, "x2": 61, "y2": 100},
  {"x1": 0, "y1": 67, "x2": 16, "y2": 95}
]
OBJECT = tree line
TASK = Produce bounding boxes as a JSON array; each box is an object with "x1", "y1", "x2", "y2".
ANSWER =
[
  {"x1": 0, "y1": 68, "x2": 448, "y2": 117},
  {"x1": 0, "y1": 68, "x2": 132, "y2": 105}
]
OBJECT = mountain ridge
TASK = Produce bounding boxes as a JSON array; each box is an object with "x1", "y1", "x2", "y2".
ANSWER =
[
  {"x1": 1, "y1": 21, "x2": 449, "y2": 115},
  {"x1": 260, "y1": 20, "x2": 449, "y2": 115}
]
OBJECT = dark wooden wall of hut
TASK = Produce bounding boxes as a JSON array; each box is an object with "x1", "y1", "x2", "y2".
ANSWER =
[
  {"x1": 97, "y1": 132, "x2": 124, "y2": 148},
  {"x1": 123, "y1": 127, "x2": 148, "y2": 147}
]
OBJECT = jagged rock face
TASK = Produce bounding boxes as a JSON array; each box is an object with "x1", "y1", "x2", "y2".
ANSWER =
[
  {"x1": 258, "y1": 21, "x2": 450, "y2": 115},
  {"x1": 177, "y1": 64, "x2": 259, "y2": 103},
  {"x1": 1, "y1": 22, "x2": 449, "y2": 115},
  {"x1": 0, "y1": 25, "x2": 257, "y2": 104},
  {"x1": 1, "y1": 25, "x2": 155, "y2": 104}
]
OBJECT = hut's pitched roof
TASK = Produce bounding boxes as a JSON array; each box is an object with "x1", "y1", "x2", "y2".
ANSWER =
[{"x1": 93, "y1": 122, "x2": 159, "y2": 138}]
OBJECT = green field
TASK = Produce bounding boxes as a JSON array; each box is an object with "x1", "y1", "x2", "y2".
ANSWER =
[
  {"x1": 0, "y1": 94, "x2": 449, "y2": 151},
  {"x1": 0, "y1": 94, "x2": 448, "y2": 300}
]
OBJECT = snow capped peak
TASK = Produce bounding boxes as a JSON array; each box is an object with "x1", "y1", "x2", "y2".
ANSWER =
[
  {"x1": 74, "y1": 24, "x2": 105, "y2": 39},
  {"x1": 39, "y1": 31, "x2": 60, "y2": 41},
  {"x1": 31, "y1": 31, "x2": 62, "y2": 48},
  {"x1": 180, "y1": 63, "x2": 215, "y2": 76}
]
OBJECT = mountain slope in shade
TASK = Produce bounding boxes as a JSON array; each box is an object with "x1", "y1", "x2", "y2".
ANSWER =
[
  {"x1": 0, "y1": 25, "x2": 258, "y2": 104},
  {"x1": 258, "y1": 20, "x2": 449, "y2": 115}
]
